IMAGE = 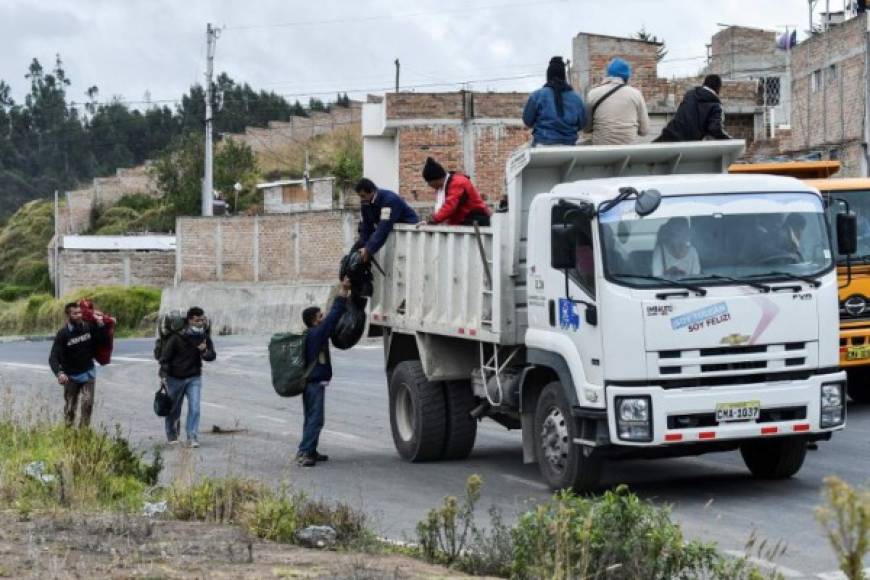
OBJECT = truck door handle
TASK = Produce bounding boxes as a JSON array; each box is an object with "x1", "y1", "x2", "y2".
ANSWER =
[{"x1": 548, "y1": 300, "x2": 556, "y2": 327}]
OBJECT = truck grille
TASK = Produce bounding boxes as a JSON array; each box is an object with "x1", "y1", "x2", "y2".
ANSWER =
[{"x1": 653, "y1": 343, "x2": 807, "y2": 378}]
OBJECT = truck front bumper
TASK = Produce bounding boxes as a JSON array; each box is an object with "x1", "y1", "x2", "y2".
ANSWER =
[{"x1": 604, "y1": 371, "x2": 847, "y2": 447}]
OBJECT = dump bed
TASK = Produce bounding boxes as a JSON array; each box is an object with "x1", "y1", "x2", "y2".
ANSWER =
[{"x1": 369, "y1": 141, "x2": 746, "y2": 345}]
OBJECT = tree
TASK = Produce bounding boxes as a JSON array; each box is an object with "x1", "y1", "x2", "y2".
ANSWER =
[
  {"x1": 308, "y1": 97, "x2": 328, "y2": 113},
  {"x1": 634, "y1": 27, "x2": 668, "y2": 62}
]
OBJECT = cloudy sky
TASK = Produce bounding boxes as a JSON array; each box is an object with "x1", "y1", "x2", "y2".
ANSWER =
[{"x1": 0, "y1": 0, "x2": 842, "y2": 108}]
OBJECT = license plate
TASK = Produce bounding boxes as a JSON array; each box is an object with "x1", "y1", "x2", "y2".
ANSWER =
[
  {"x1": 847, "y1": 346, "x2": 870, "y2": 360},
  {"x1": 715, "y1": 400, "x2": 760, "y2": 423}
]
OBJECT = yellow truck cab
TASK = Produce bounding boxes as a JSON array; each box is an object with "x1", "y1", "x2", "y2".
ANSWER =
[{"x1": 730, "y1": 161, "x2": 870, "y2": 402}]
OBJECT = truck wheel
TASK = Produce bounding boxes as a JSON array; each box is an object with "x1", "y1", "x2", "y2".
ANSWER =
[
  {"x1": 740, "y1": 437, "x2": 807, "y2": 479},
  {"x1": 442, "y1": 381, "x2": 478, "y2": 460},
  {"x1": 534, "y1": 382, "x2": 602, "y2": 492},
  {"x1": 389, "y1": 361, "x2": 447, "y2": 462},
  {"x1": 846, "y1": 368, "x2": 870, "y2": 404}
]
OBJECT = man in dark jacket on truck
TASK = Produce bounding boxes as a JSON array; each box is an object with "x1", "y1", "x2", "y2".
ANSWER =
[
  {"x1": 654, "y1": 74, "x2": 731, "y2": 142},
  {"x1": 49, "y1": 302, "x2": 109, "y2": 428},
  {"x1": 353, "y1": 178, "x2": 419, "y2": 262},
  {"x1": 159, "y1": 307, "x2": 216, "y2": 448},
  {"x1": 297, "y1": 277, "x2": 352, "y2": 467}
]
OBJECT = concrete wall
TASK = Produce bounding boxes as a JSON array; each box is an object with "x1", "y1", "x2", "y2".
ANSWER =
[
  {"x1": 263, "y1": 178, "x2": 336, "y2": 214},
  {"x1": 57, "y1": 249, "x2": 175, "y2": 296},
  {"x1": 175, "y1": 212, "x2": 356, "y2": 285},
  {"x1": 788, "y1": 13, "x2": 868, "y2": 176},
  {"x1": 160, "y1": 282, "x2": 335, "y2": 335}
]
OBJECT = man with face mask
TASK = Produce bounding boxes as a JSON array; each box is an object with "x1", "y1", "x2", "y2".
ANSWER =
[
  {"x1": 158, "y1": 307, "x2": 216, "y2": 448},
  {"x1": 49, "y1": 302, "x2": 109, "y2": 428}
]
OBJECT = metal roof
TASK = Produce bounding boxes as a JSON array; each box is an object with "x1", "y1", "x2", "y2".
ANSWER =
[{"x1": 61, "y1": 235, "x2": 176, "y2": 251}]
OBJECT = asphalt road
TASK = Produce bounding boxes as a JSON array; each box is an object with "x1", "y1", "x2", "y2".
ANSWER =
[{"x1": 1, "y1": 336, "x2": 868, "y2": 578}]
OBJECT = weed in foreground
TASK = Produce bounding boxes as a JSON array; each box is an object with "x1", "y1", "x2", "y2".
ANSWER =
[{"x1": 817, "y1": 476, "x2": 870, "y2": 580}]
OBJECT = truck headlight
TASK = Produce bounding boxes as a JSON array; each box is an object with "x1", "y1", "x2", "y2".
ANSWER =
[
  {"x1": 820, "y1": 383, "x2": 845, "y2": 428},
  {"x1": 616, "y1": 396, "x2": 652, "y2": 442}
]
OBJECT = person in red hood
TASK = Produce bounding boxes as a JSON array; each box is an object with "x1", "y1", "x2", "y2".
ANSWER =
[{"x1": 421, "y1": 157, "x2": 491, "y2": 226}]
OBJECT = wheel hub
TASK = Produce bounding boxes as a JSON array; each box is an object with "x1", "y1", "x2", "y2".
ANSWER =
[
  {"x1": 540, "y1": 407, "x2": 570, "y2": 473},
  {"x1": 395, "y1": 383, "x2": 415, "y2": 442}
]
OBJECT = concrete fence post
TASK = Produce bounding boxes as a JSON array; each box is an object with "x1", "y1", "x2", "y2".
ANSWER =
[
  {"x1": 253, "y1": 216, "x2": 260, "y2": 283},
  {"x1": 215, "y1": 220, "x2": 223, "y2": 282}
]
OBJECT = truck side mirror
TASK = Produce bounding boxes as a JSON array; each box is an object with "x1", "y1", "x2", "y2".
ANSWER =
[
  {"x1": 551, "y1": 223, "x2": 577, "y2": 270},
  {"x1": 837, "y1": 212, "x2": 858, "y2": 255},
  {"x1": 635, "y1": 189, "x2": 662, "y2": 217}
]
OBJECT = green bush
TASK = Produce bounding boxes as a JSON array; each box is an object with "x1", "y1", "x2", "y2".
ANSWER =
[
  {"x1": 0, "y1": 200, "x2": 54, "y2": 293},
  {"x1": 0, "y1": 284, "x2": 33, "y2": 302},
  {"x1": 817, "y1": 476, "x2": 870, "y2": 580},
  {"x1": 0, "y1": 420, "x2": 162, "y2": 512},
  {"x1": 114, "y1": 193, "x2": 160, "y2": 213}
]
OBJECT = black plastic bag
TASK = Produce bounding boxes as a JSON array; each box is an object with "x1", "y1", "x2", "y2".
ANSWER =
[
  {"x1": 153, "y1": 382, "x2": 173, "y2": 417},
  {"x1": 331, "y1": 295, "x2": 368, "y2": 350},
  {"x1": 339, "y1": 251, "x2": 373, "y2": 298}
]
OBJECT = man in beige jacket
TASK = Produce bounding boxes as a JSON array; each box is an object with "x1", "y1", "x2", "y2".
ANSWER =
[{"x1": 586, "y1": 58, "x2": 649, "y2": 145}]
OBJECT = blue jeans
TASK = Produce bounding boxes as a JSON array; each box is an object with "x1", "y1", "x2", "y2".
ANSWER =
[
  {"x1": 165, "y1": 375, "x2": 202, "y2": 441},
  {"x1": 298, "y1": 381, "x2": 326, "y2": 455}
]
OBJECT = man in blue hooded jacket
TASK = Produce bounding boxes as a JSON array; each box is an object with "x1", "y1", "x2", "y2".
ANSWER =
[
  {"x1": 523, "y1": 56, "x2": 587, "y2": 146},
  {"x1": 353, "y1": 178, "x2": 419, "y2": 262}
]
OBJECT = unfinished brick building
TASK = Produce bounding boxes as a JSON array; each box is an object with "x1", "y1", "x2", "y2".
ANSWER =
[{"x1": 787, "y1": 12, "x2": 868, "y2": 176}]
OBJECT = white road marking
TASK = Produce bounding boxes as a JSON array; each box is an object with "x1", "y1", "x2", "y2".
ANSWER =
[
  {"x1": 109, "y1": 356, "x2": 153, "y2": 363},
  {"x1": 255, "y1": 414, "x2": 288, "y2": 424},
  {"x1": 501, "y1": 474, "x2": 550, "y2": 491},
  {"x1": 0, "y1": 362, "x2": 50, "y2": 371},
  {"x1": 321, "y1": 429, "x2": 362, "y2": 440},
  {"x1": 202, "y1": 402, "x2": 229, "y2": 409},
  {"x1": 722, "y1": 551, "x2": 804, "y2": 578}
]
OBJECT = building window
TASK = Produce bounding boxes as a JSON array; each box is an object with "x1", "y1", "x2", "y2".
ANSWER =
[
  {"x1": 757, "y1": 77, "x2": 781, "y2": 106},
  {"x1": 811, "y1": 69, "x2": 822, "y2": 93},
  {"x1": 827, "y1": 63, "x2": 839, "y2": 85}
]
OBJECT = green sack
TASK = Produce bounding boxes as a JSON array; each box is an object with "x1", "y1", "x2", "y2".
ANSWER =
[{"x1": 268, "y1": 330, "x2": 314, "y2": 397}]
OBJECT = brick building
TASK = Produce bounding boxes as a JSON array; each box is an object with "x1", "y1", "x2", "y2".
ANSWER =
[
  {"x1": 258, "y1": 177, "x2": 338, "y2": 214},
  {"x1": 50, "y1": 235, "x2": 176, "y2": 297},
  {"x1": 571, "y1": 32, "x2": 765, "y2": 143},
  {"x1": 787, "y1": 12, "x2": 868, "y2": 177}
]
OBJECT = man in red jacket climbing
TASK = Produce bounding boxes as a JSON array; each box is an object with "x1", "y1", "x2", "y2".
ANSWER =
[{"x1": 421, "y1": 157, "x2": 492, "y2": 226}]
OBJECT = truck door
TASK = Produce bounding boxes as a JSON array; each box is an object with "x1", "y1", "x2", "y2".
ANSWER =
[{"x1": 543, "y1": 201, "x2": 604, "y2": 387}]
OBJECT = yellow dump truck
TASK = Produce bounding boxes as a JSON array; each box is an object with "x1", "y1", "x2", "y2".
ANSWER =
[{"x1": 730, "y1": 161, "x2": 870, "y2": 402}]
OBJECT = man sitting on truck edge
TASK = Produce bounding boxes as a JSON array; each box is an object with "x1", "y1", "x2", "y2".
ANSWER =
[
  {"x1": 523, "y1": 56, "x2": 587, "y2": 146},
  {"x1": 654, "y1": 74, "x2": 731, "y2": 142},
  {"x1": 585, "y1": 58, "x2": 650, "y2": 146},
  {"x1": 297, "y1": 277, "x2": 352, "y2": 467},
  {"x1": 353, "y1": 178, "x2": 419, "y2": 263},
  {"x1": 421, "y1": 157, "x2": 492, "y2": 227}
]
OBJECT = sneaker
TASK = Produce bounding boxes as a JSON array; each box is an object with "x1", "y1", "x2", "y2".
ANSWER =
[
  {"x1": 313, "y1": 452, "x2": 329, "y2": 462},
  {"x1": 189, "y1": 439, "x2": 200, "y2": 449},
  {"x1": 167, "y1": 439, "x2": 180, "y2": 446},
  {"x1": 299, "y1": 454, "x2": 316, "y2": 467}
]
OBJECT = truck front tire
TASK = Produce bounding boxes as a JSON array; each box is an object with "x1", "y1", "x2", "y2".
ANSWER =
[
  {"x1": 740, "y1": 436, "x2": 807, "y2": 479},
  {"x1": 389, "y1": 361, "x2": 446, "y2": 462},
  {"x1": 442, "y1": 381, "x2": 478, "y2": 460},
  {"x1": 534, "y1": 382, "x2": 602, "y2": 492}
]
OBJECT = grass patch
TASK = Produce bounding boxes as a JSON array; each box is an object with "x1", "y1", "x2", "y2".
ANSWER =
[
  {"x1": 89, "y1": 194, "x2": 175, "y2": 234},
  {"x1": 0, "y1": 419, "x2": 162, "y2": 514},
  {"x1": 0, "y1": 200, "x2": 54, "y2": 295},
  {"x1": 167, "y1": 476, "x2": 370, "y2": 548},
  {"x1": 0, "y1": 285, "x2": 160, "y2": 336}
]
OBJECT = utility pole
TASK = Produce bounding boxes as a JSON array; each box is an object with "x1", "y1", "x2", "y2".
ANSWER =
[
  {"x1": 53, "y1": 190, "x2": 59, "y2": 298},
  {"x1": 395, "y1": 58, "x2": 400, "y2": 92},
  {"x1": 203, "y1": 23, "x2": 219, "y2": 217}
]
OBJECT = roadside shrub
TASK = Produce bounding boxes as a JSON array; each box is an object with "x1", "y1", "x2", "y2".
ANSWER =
[
  {"x1": 0, "y1": 420, "x2": 162, "y2": 512},
  {"x1": 114, "y1": 193, "x2": 160, "y2": 213},
  {"x1": 0, "y1": 284, "x2": 33, "y2": 302},
  {"x1": 817, "y1": 476, "x2": 870, "y2": 580}
]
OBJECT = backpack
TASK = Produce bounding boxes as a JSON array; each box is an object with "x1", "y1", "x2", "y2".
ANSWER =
[
  {"x1": 153, "y1": 311, "x2": 187, "y2": 361},
  {"x1": 268, "y1": 330, "x2": 315, "y2": 397}
]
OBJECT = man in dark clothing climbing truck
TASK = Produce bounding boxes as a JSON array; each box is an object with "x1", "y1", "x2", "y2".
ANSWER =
[
  {"x1": 522, "y1": 56, "x2": 587, "y2": 146},
  {"x1": 353, "y1": 178, "x2": 419, "y2": 263},
  {"x1": 654, "y1": 74, "x2": 732, "y2": 142},
  {"x1": 297, "y1": 277, "x2": 352, "y2": 467},
  {"x1": 421, "y1": 157, "x2": 492, "y2": 227},
  {"x1": 159, "y1": 307, "x2": 216, "y2": 448},
  {"x1": 49, "y1": 302, "x2": 109, "y2": 428}
]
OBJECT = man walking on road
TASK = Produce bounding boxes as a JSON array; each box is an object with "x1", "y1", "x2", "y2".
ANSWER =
[
  {"x1": 159, "y1": 307, "x2": 216, "y2": 448},
  {"x1": 49, "y1": 302, "x2": 109, "y2": 428},
  {"x1": 297, "y1": 277, "x2": 352, "y2": 467}
]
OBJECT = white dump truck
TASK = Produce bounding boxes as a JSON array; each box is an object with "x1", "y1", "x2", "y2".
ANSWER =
[{"x1": 368, "y1": 141, "x2": 854, "y2": 491}]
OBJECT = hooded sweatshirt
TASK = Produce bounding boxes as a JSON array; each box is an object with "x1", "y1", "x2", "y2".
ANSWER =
[
  {"x1": 657, "y1": 86, "x2": 731, "y2": 142},
  {"x1": 159, "y1": 326, "x2": 216, "y2": 379},
  {"x1": 49, "y1": 321, "x2": 108, "y2": 378}
]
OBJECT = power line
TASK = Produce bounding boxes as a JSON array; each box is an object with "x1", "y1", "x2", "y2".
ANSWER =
[{"x1": 223, "y1": 0, "x2": 569, "y2": 31}]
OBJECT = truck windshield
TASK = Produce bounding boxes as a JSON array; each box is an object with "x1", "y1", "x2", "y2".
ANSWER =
[
  {"x1": 600, "y1": 192, "x2": 832, "y2": 288},
  {"x1": 827, "y1": 189, "x2": 870, "y2": 263}
]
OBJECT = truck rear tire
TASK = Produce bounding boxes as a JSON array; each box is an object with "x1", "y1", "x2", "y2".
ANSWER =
[
  {"x1": 389, "y1": 361, "x2": 447, "y2": 462},
  {"x1": 740, "y1": 437, "x2": 807, "y2": 479},
  {"x1": 534, "y1": 382, "x2": 602, "y2": 492},
  {"x1": 442, "y1": 381, "x2": 478, "y2": 460},
  {"x1": 846, "y1": 368, "x2": 870, "y2": 404}
]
